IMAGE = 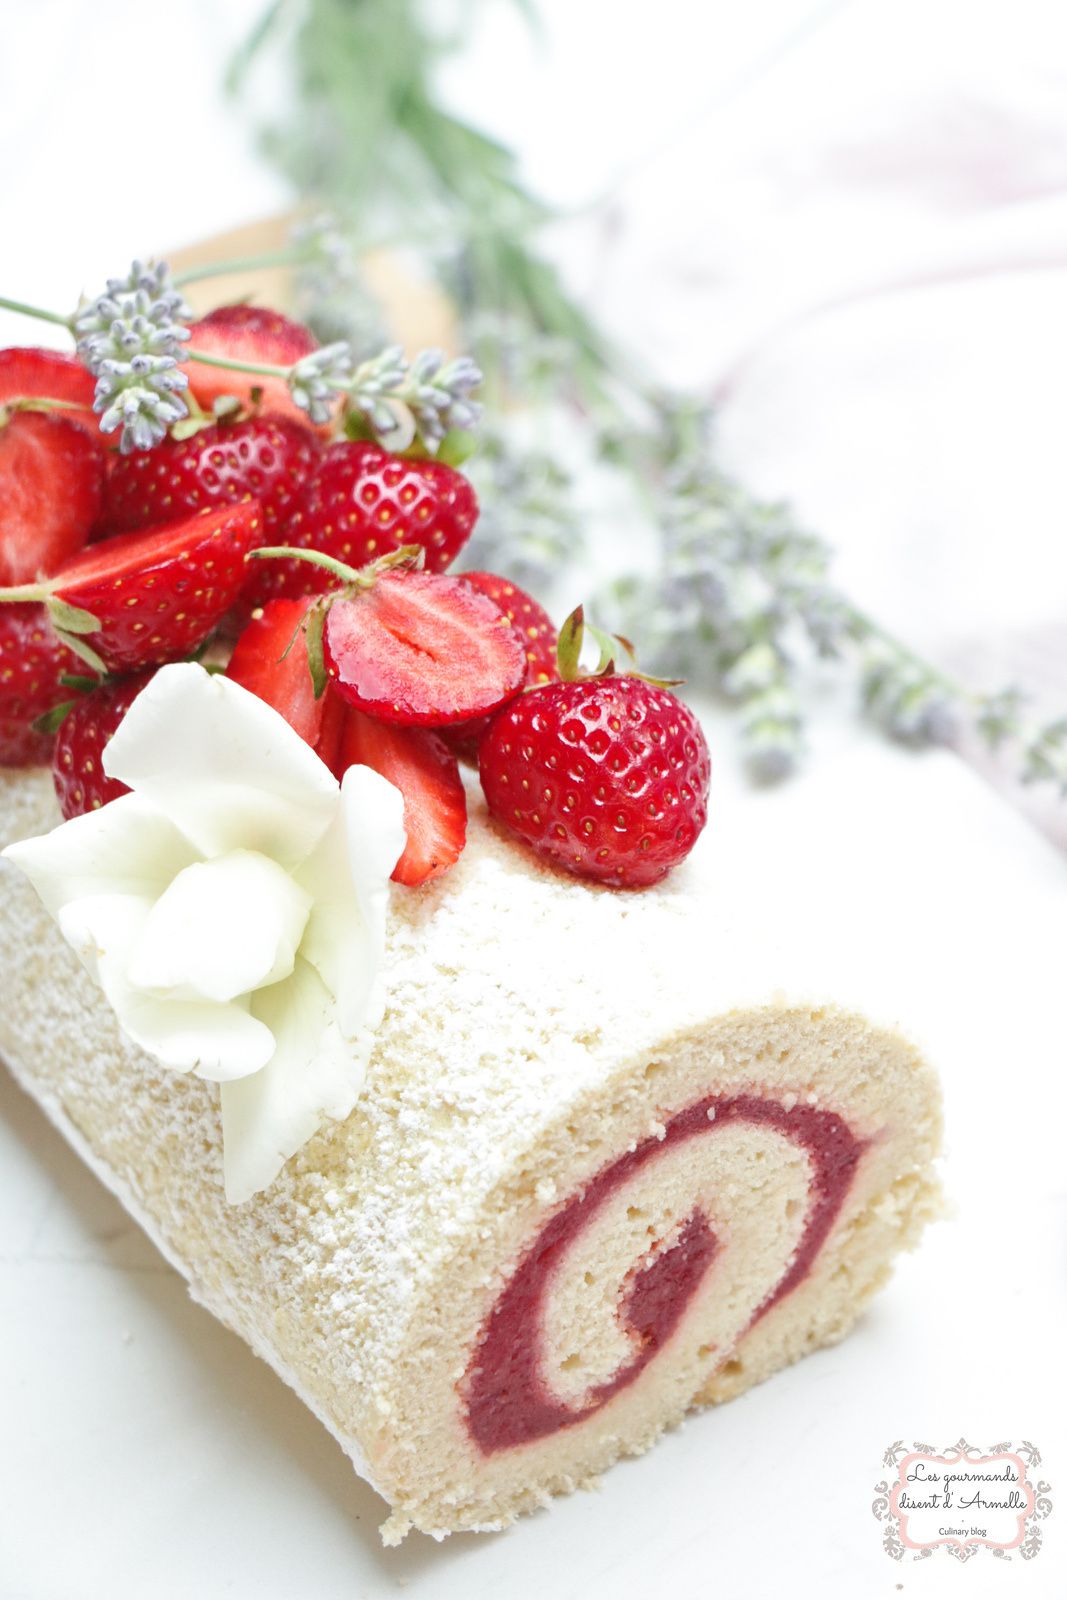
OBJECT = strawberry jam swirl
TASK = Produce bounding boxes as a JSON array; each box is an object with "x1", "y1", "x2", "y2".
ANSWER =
[{"x1": 464, "y1": 1094, "x2": 866, "y2": 1452}]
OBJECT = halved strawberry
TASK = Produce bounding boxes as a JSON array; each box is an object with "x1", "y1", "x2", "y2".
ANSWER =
[
  {"x1": 52, "y1": 671, "x2": 154, "y2": 819},
  {"x1": 0, "y1": 411, "x2": 104, "y2": 586},
  {"x1": 182, "y1": 305, "x2": 320, "y2": 427},
  {"x1": 13, "y1": 502, "x2": 262, "y2": 672},
  {"x1": 330, "y1": 708, "x2": 467, "y2": 886},
  {"x1": 0, "y1": 604, "x2": 81, "y2": 767},
  {"x1": 314, "y1": 686, "x2": 347, "y2": 774},
  {"x1": 226, "y1": 597, "x2": 328, "y2": 749},
  {"x1": 443, "y1": 571, "x2": 557, "y2": 762},
  {"x1": 323, "y1": 570, "x2": 526, "y2": 726},
  {"x1": 0, "y1": 347, "x2": 102, "y2": 440}
]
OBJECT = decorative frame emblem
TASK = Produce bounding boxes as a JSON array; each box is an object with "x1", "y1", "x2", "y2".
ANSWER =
[{"x1": 873, "y1": 1439, "x2": 1053, "y2": 1562}]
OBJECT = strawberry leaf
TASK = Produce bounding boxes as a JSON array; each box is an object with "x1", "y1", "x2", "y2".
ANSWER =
[
  {"x1": 303, "y1": 601, "x2": 329, "y2": 699},
  {"x1": 32, "y1": 699, "x2": 77, "y2": 736},
  {"x1": 437, "y1": 429, "x2": 478, "y2": 468},
  {"x1": 48, "y1": 598, "x2": 101, "y2": 635},
  {"x1": 51, "y1": 628, "x2": 107, "y2": 676},
  {"x1": 556, "y1": 605, "x2": 584, "y2": 682},
  {"x1": 59, "y1": 673, "x2": 104, "y2": 693}
]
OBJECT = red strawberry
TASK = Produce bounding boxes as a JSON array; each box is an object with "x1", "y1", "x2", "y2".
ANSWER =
[
  {"x1": 330, "y1": 707, "x2": 467, "y2": 886},
  {"x1": 0, "y1": 347, "x2": 103, "y2": 441},
  {"x1": 226, "y1": 597, "x2": 329, "y2": 749},
  {"x1": 103, "y1": 415, "x2": 320, "y2": 553},
  {"x1": 443, "y1": 571, "x2": 557, "y2": 762},
  {"x1": 479, "y1": 676, "x2": 711, "y2": 888},
  {"x1": 52, "y1": 671, "x2": 154, "y2": 819},
  {"x1": 252, "y1": 442, "x2": 478, "y2": 605},
  {"x1": 19, "y1": 502, "x2": 261, "y2": 673},
  {"x1": 323, "y1": 569, "x2": 526, "y2": 727},
  {"x1": 0, "y1": 411, "x2": 104, "y2": 585},
  {"x1": 459, "y1": 572, "x2": 557, "y2": 682},
  {"x1": 182, "y1": 305, "x2": 320, "y2": 426},
  {"x1": 0, "y1": 604, "x2": 81, "y2": 766}
]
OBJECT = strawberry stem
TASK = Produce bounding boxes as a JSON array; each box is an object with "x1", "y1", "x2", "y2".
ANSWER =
[
  {"x1": 554, "y1": 603, "x2": 683, "y2": 688},
  {"x1": 0, "y1": 582, "x2": 47, "y2": 604},
  {"x1": 249, "y1": 543, "x2": 426, "y2": 588},
  {"x1": 249, "y1": 545, "x2": 367, "y2": 586}
]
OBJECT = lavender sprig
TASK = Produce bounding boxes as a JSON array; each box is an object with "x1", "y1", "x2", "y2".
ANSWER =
[
  {"x1": 587, "y1": 404, "x2": 1067, "y2": 791},
  {"x1": 290, "y1": 211, "x2": 357, "y2": 289},
  {"x1": 337, "y1": 345, "x2": 483, "y2": 449},
  {"x1": 860, "y1": 646, "x2": 957, "y2": 745},
  {"x1": 69, "y1": 256, "x2": 485, "y2": 456},
  {"x1": 1022, "y1": 717, "x2": 1067, "y2": 792},
  {"x1": 74, "y1": 261, "x2": 191, "y2": 453},
  {"x1": 464, "y1": 425, "x2": 583, "y2": 595},
  {"x1": 288, "y1": 342, "x2": 355, "y2": 423},
  {"x1": 285, "y1": 341, "x2": 483, "y2": 450}
]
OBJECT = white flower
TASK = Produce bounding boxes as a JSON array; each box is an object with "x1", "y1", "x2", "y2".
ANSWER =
[{"x1": 3, "y1": 664, "x2": 406, "y2": 1204}]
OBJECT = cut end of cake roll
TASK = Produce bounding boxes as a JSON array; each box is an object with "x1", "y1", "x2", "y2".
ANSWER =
[{"x1": 368, "y1": 1003, "x2": 942, "y2": 1543}]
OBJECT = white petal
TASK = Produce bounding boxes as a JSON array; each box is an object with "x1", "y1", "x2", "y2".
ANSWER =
[
  {"x1": 102, "y1": 663, "x2": 340, "y2": 868},
  {"x1": 127, "y1": 849, "x2": 312, "y2": 1003},
  {"x1": 59, "y1": 892, "x2": 275, "y2": 1081},
  {"x1": 2, "y1": 793, "x2": 198, "y2": 919},
  {"x1": 295, "y1": 764, "x2": 406, "y2": 1037},
  {"x1": 220, "y1": 957, "x2": 367, "y2": 1203}
]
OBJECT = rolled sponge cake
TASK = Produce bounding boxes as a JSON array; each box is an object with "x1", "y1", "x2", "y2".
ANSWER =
[{"x1": 0, "y1": 768, "x2": 942, "y2": 1542}]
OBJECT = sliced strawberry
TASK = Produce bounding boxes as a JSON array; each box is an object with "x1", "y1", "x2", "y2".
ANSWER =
[
  {"x1": 0, "y1": 603, "x2": 81, "y2": 766},
  {"x1": 226, "y1": 597, "x2": 327, "y2": 748},
  {"x1": 42, "y1": 501, "x2": 261, "y2": 672},
  {"x1": 52, "y1": 671, "x2": 154, "y2": 819},
  {"x1": 0, "y1": 347, "x2": 102, "y2": 440},
  {"x1": 314, "y1": 684, "x2": 347, "y2": 774},
  {"x1": 0, "y1": 411, "x2": 103, "y2": 586},
  {"x1": 444, "y1": 571, "x2": 557, "y2": 762},
  {"x1": 323, "y1": 570, "x2": 526, "y2": 727},
  {"x1": 182, "y1": 305, "x2": 320, "y2": 427},
  {"x1": 331, "y1": 708, "x2": 467, "y2": 885}
]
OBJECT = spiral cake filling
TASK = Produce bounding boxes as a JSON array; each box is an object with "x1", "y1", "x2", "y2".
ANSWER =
[{"x1": 465, "y1": 1094, "x2": 867, "y2": 1452}]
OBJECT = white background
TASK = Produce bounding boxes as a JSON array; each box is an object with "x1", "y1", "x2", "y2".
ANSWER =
[{"x1": 1, "y1": 3, "x2": 1065, "y2": 1596}]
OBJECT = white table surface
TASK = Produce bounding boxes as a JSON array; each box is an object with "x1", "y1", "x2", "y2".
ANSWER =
[{"x1": 2, "y1": 717, "x2": 1065, "y2": 1600}]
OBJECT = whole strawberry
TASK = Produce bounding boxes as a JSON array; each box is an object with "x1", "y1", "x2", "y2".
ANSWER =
[
  {"x1": 252, "y1": 441, "x2": 478, "y2": 605},
  {"x1": 181, "y1": 305, "x2": 320, "y2": 425},
  {"x1": 104, "y1": 416, "x2": 320, "y2": 551},
  {"x1": 52, "y1": 672, "x2": 154, "y2": 818},
  {"x1": 478, "y1": 612, "x2": 711, "y2": 888},
  {"x1": 0, "y1": 604, "x2": 81, "y2": 766}
]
